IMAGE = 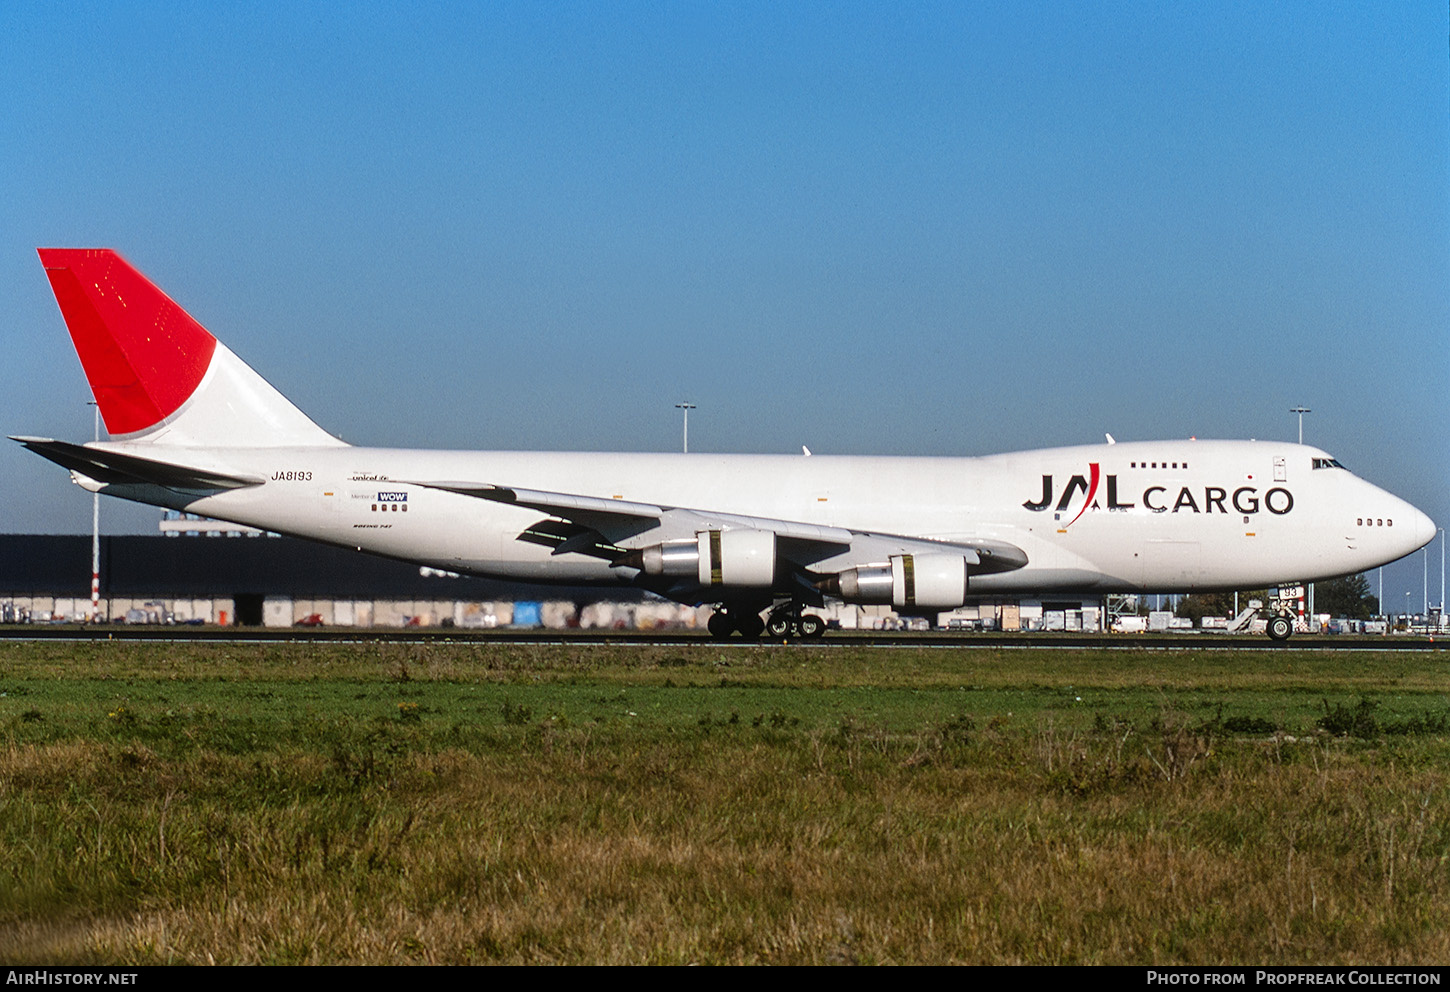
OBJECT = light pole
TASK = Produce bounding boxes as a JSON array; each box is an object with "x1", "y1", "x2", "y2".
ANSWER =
[
  {"x1": 87, "y1": 401, "x2": 100, "y2": 623},
  {"x1": 1289, "y1": 406, "x2": 1311, "y2": 445},
  {"x1": 1439, "y1": 528, "x2": 1445, "y2": 616},
  {"x1": 1290, "y1": 407, "x2": 1312, "y2": 615},
  {"x1": 675, "y1": 403, "x2": 695, "y2": 454}
]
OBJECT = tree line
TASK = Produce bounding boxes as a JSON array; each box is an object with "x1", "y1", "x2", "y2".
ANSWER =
[{"x1": 1170, "y1": 573, "x2": 1379, "y2": 623}]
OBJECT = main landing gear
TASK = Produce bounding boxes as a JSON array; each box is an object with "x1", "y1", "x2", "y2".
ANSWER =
[
  {"x1": 707, "y1": 602, "x2": 827, "y2": 640},
  {"x1": 765, "y1": 602, "x2": 826, "y2": 639},
  {"x1": 707, "y1": 607, "x2": 764, "y2": 640}
]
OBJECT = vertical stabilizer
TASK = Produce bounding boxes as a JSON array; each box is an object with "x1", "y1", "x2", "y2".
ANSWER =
[{"x1": 37, "y1": 249, "x2": 343, "y2": 448}]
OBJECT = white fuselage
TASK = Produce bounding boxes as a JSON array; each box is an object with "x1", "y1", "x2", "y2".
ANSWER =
[
  {"x1": 94, "y1": 438, "x2": 1434, "y2": 597},
  {"x1": 32, "y1": 250, "x2": 1435, "y2": 614}
]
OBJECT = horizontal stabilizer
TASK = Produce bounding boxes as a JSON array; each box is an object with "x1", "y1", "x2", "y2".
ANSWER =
[{"x1": 10, "y1": 437, "x2": 262, "y2": 491}]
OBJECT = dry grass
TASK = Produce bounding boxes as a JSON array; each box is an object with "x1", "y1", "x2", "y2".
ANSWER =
[{"x1": 1, "y1": 642, "x2": 1448, "y2": 964}]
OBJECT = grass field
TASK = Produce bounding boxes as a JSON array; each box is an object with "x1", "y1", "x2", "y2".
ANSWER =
[{"x1": 2, "y1": 639, "x2": 1448, "y2": 964}]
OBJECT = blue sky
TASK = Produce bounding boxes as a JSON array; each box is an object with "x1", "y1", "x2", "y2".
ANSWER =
[{"x1": 3, "y1": 2, "x2": 1446, "y2": 608}]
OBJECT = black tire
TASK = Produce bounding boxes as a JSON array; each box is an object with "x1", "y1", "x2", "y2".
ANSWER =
[
  {"x1": 707, "y1": 612, "x2": 734, "y2": 640},
  {"x1": 798, "y1": 614, "x2": 826, "y2": 639},
  {"x1": 765, "y1": 614, "x2": 792, "y2": 638},
  {"x1": 736, "y1": 613, "x2": 766, "y2": 640},
  {"x1": 1266, "y1": 614, "x2": 1293, "y2": 641}
]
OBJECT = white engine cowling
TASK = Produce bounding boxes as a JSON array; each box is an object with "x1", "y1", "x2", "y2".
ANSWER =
[
  {"x1": 831, "y1": 553, "x2": 969, "y2": 610},
  {"x1": 698, "y1": 529, "x2": 776, "y2": 588},
  {"x1": 627, "y1": 530, "x2": 778, "y2": 588}
]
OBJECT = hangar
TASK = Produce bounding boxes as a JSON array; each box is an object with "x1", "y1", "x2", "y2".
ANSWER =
[
  {"x1": 0, "y1": 530, "x2": 1110, "y2": 631},
  {"x1": 0, "y1": 534, "x2": 680, "y2": 629}
]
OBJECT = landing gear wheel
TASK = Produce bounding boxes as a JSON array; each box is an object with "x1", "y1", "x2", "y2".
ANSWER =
[
  {"x1": 708, "y1": 612, "x2": 735, "y2": 640},
  {"x1": 798, "y1": 614, "x2": 826, "y2": 639},
  {"x1": 1266, "y1": 614, "x2": 1294, "y2": 641},
  {"x1": 736, "y1": 613, "x2": 766, "y2": 640}
]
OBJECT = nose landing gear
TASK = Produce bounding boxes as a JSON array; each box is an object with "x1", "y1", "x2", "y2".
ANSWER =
[{"x1": 1265, "y1": 613, "x2": 1294, "y2": 641}]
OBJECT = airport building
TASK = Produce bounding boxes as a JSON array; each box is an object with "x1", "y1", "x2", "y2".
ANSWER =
[
  {"x1": 0, "y1": 531, "x2": 933, "y2": 629},
  {"x1": 0, "y1": 533, "x2": 680, "y2": 629},
  {"x1": 12, "y1": 531, "x2": 1425, "y2": 633},
  {"x1": 3, "y1": 527, "x2": 1097, "y2": 630},
  {"x1": 0, "y1": 518, "x2": 1159, "y2": 633}
]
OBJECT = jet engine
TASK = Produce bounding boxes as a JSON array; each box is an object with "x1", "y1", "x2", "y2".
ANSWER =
[
  {"x1": 616, "y1": 529, "x2": 777, "y2": 588},
  {"x1": 818, "y1": 553, "x2": 970, "y2": 610}
]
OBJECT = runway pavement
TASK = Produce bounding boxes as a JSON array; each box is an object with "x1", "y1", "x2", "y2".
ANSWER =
[{"x1": 0, "y1": 623, "x2": 1442, "y2": 650}]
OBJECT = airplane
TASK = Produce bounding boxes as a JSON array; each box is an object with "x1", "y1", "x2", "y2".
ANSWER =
[{"x1": 15, "y1": 248, "x2": 1436, "y2": 640}]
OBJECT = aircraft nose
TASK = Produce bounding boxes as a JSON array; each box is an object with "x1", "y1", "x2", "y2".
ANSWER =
[
  {"x1": 1409, "y1": 507, "x2": 1432, "y2": 554},
  {"x1": 1410, "y1": 505, "x2": 1436, "y2": 554}
]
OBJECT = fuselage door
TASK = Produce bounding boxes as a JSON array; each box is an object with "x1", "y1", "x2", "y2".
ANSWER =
[{"x1": 1274, "y1": 456, "x2": 1287, "y2": 482}]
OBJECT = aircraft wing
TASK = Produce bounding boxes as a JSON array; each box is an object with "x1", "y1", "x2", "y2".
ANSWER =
[
  {"x1": 405, "y1": 478, "x2": 1028, "y2": 575},
  {"x1": 412, "y1": 480, "x2": 854, "y2": 547},
  {"x1": 10, "y1": 437, "x2": 264, "y2": 492}
]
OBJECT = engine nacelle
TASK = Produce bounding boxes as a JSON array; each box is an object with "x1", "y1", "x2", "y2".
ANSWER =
[
  {"x1": 621, "y1": 530, "x2": 778, "y2": 588},
  {"x1": 824, "y1": 553, "x2": 969, "y2": 611},
  {"x1": 697, "y1": 528, "x2": 776, "y2": 588}
]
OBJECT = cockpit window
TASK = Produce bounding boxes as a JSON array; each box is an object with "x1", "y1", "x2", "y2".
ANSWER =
[{"x1": 1312, "y1": 457, "x2": 1346, "y2": 470}]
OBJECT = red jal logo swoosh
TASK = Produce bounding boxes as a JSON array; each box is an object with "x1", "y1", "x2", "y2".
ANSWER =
[{"x1": 1063, "y1": 463, "x2": 1100, "y2": 528}]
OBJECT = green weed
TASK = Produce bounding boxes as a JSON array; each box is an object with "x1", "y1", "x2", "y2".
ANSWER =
[{"x1": 2, "y1": 641, "x2": 1450, "y2": 964}]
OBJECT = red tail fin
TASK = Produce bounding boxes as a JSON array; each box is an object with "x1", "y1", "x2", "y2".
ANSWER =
[{"x1": 38, "y1": 248, "x2": 218, "y2": 437}]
